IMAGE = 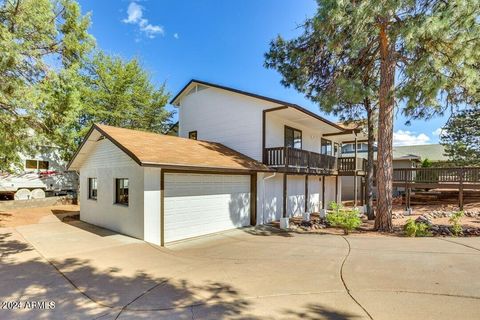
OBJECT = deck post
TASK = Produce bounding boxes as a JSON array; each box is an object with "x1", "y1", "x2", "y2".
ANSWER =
[
  {"x1": 459, "y1": 168, "x2": 464, "y2": 210},
  {"x1": 353, "y1": 135, "x2": 358, "y2": 206},
  {"x1": 283, "y1": 173, "x2": 288, "y2": 218},
  {"x1": 335, "y1": 175, "x2": 339, "y2": 203},
  {"x1": 322, "y1": 176, "x2": 326, "y2": 210},
  {"x1": 406, "y1": 187, "x2": 411, "y2": 210},
  {"x1": 305, "y1": 174, "x2": 309, "y2": 213},
  {"x1": 360, "y1": 177, "x2": 364, "y2": 206}
]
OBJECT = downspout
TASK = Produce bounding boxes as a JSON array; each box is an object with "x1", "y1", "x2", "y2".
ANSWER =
[{"x1": 262, "y1": 172, "x2": 276, "y2": 224}]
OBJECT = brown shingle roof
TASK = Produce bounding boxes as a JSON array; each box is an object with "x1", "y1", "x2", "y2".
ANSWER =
[{"x1": 70, "y1": 124, "x2": 271, "y2": 172}]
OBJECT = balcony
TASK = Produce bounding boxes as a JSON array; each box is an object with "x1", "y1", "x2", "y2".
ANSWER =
[
  {"x1": 264, "y1": 147, "x2": 336, "y2": 173},
  {"x1": 264, "y1": 147, "x2": 367, "y2": 175},
  {"x1": 337, "y1": 157, "x2": 367, "y2": 174}
]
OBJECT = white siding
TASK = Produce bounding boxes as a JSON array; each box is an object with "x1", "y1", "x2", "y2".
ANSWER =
[
  {"x1": 257, "y1": 173, "x2": 324, "y2": 223},
  {"x1": 79, "y1": 139, "x2": 144, "y2": 239},
  {"x1": 144, "y1": 167, "x2": 161, "y2": 245},
  {"x1": 261, "y1": 173, "x2": 283, "y2": 223},
  {"x1": 324, "y1": 176, "x2": 339, "y2": 209},
  {"x1": 287, "y1": 176, "x2": 305, "y2": 217},
  {"x1": 164, "y1": 173, "x2": 251, "y2": 243},
  {"x1": 308, "y1": 176, "x2": 321, "y2": 212},
  {"x1": 179, "y1": 87, "x2": 279, "y2": 161}
]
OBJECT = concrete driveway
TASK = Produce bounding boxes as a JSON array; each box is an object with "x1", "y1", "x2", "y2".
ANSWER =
[{"x1": 1, "y1": 220, "x2": 479, "y2": 320}]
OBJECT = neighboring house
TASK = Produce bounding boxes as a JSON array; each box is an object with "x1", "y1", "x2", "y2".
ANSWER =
[
  {"x1": 341, "y1": 143, "x2": 447, "y2": 200},
  {"x1": 68, "y1": 80, "x2": 366, "y2": 246}
]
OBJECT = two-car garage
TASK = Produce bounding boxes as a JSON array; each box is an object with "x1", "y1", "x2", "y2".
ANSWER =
[
  {"x1": 69, "y1": 124, "x2": 268, "y2": 247},
  {"x1": 163, "y1": 172, "x2": 252, "y2": 243}
]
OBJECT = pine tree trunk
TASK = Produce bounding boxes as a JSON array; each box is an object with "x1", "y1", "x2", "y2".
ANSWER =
[
  {"x1": 374, "y1": 22, "x2": 395, "y2": 231},
  {"x1": 365, "y1": 99, "x2": 375, "y2": 220}
]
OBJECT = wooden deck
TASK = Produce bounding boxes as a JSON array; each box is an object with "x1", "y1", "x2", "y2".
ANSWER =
[
  {"x1": 264, "y1": 147, "x2": 366, "y2": 175},
  {"x1": 392, "y1": 167, "x2": 480, "y2": 209}
]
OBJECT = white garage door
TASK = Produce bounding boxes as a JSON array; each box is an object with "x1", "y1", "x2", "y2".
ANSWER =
[{"x1": 164, "y1": 173, "x2": 251, "y2": 243}]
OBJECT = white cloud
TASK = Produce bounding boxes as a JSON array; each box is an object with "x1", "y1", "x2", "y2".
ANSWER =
[
  {"x1": 393, "y1": 130, "x2": 431, "y2": 146},
  {"x1": 432, "y1": 128, "x2": 443, "y2": 136},
  {"x1": 122, "y1": 2, "x2": 164, "y2": 39},
  {"x1": 173, "y1": 33, "x2": 179, "y2": 39}
]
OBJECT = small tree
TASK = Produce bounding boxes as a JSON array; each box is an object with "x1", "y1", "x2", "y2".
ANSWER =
[
  {"x1": 441, "y1": 109, "x2": 480, "y2": 166},
  {"x1": 327, "y1": 202, "x2": 362, "y2": 235}
]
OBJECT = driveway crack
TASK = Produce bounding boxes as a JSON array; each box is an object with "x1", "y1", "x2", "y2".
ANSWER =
[
  {"x1": 340, "y1": 236, "x2": 374, "y2": 320},
  {"x1": 437, "y1": 237, "x2": 480, "y2": 252}
]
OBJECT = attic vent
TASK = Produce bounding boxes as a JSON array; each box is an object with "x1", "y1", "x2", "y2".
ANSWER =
[
  {"x1": 185, "y1": 84, "x2": 209, "y2": 97},
  {"x1": 97, "y1": 135, "x2": 106, "y2": 141},
  {"x1": 196, "y1": 84, "x2": 208, "y2": 91},
  {"x1": 186, "y1": 86, "x2": 197, "y2": 97}
]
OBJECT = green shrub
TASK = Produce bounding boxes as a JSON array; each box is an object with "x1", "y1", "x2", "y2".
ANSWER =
[
  {"x1": 449, "y1": 211, "x2": 464, "y2": 236},
  {"x1": 404, "y1": 219, "x2": 431, "y2": 237},
  {"x1": 327, "y1": 202, "x2": 361, "y2": 235}
]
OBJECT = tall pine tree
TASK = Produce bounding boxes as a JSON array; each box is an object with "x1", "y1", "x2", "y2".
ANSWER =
[{"x1": 266, "y1": 0, "x2": 480, "y2": 231}]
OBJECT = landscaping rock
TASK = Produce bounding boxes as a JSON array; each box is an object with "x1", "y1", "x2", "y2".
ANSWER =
[
  {"x1": 392, "y1": 213, "x2": 404, "y2": 219},
  {"x1": 415, "y1": 215, "x2": 432, "y2": 226}
]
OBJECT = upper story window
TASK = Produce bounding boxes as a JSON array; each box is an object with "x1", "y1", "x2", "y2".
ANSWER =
[
  {"x1": 321, "y1": 138, "x2": 332, "y2": 155},
  {"x1": 25, "y1": 160, "x2": 49, "y2": 171},
  {"x1": 88, "y1": 178, "x2": 97, "y2": 200},
  {"x1": 188, "y1": 131, "x2": 197, "y2": 140},
  {"x1": 284, "y1": 126, "x2": 302, "y2": 149},
  {"x1": 115, "y1": 178, "x2": 129, "y2": 206}
]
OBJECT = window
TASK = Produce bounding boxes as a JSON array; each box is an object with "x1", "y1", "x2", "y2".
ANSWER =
[
  {"x1": 284, "y1": 126, "x2": 302, "y2": 149},
  {"x1": 25, "y1": 160, "x2": 37, "y2": 169},
  {"x1": 188, "y1": 131, "x2": 197, "y2": 140},
  {"x1": 88, "y1": 178, "x2": 97, "y2": 200},
  {"x1": 38, "y1": 161, "x2": 49, "y2": 170},
  {"x1": 25, "y1": 160, "x2": 49, "y2": 170},
  {"x1": 321, "y1": 139, "x2": 332, "y2": 155},
  {"x1": 115, "y1": 178, "x2": 129, "y2": 205}
]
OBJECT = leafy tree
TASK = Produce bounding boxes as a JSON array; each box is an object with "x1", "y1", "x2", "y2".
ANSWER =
[
  {"x1": 50, "y1": 52, "x2": 173, "y2": 160},
  {"x1": 0, "y1": 0, "x2": 94, "y2": 171},
  {"x1": 441, "y1": 108, "x2": 480, "y2": 166},
  {"x1": 0, "y1": 0, "x2": 173, "y2": 168},
  {"x1": 268, "y1": 0, "x2": 480, "y2": 231},
  {"x1": 264, "y1": 1, "x2": 379, "y2": 220}
]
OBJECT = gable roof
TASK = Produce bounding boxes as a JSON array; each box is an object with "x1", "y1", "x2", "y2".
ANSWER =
[
  {"x1": 68, "y1": 124, "x2": 272, "y2": 173},
  {"x1": 171, "y1": 79, "x2": 351, "y2": 133}
]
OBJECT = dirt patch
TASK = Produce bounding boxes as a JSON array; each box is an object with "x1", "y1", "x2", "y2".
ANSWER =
[{"x1": 0, "y1": 205, "x2": 80, "y2": 227}]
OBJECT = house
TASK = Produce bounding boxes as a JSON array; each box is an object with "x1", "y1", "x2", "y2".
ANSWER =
[
  {"x1": 341, "y1": 143, "x2": 447, "y2": 200},
  {"x1": 68, "y1": 80, "x2": 366, "y2": 245}
]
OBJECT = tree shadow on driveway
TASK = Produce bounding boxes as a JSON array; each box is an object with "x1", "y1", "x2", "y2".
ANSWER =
[
  {"x1": 0, "y1": 231, "x2": 261, "y2": 319},
  {"x1": 283, "y1": 303, "x2": 363, "y2": 320}
]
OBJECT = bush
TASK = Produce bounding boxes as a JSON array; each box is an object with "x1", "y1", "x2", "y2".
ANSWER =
[
  {"x1": 404, "y1": 219, "x2": 431, "y2": 237},
  {"x1": 449, "y1": 211, "x2": 464, "y2": 236},
  {"x1": 327, "y1": 202, "x2": 361, "y2": 235}
]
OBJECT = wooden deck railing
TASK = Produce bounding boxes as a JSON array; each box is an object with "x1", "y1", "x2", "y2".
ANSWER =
[
  {"x1": 264, "y1": 147, "x2": 337, "y2": 171},
  {"x1": 393, "y1": 167, "x2": 480, "y2": 184},
  {"x1": 337, "y1": 157, "x2": 367, "y2": 172}
]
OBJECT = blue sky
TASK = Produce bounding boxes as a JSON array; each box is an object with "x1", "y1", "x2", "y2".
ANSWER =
[{"x1": 78, "y1": 0, "x2": 447, "y2": 146}]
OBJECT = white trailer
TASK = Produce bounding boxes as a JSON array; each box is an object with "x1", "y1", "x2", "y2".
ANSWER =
[{"x1": 0, "y1": 148, "x2": 78, "y2": 200}]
